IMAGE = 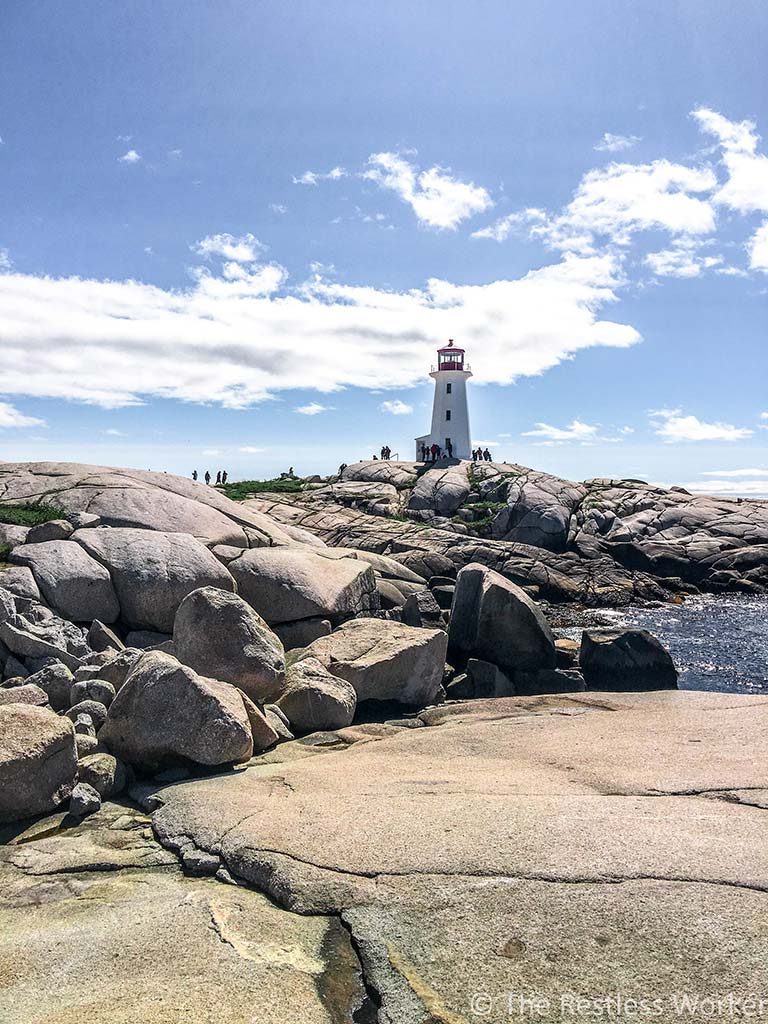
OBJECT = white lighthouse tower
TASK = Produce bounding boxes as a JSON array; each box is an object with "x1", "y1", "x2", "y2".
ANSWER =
[{"x1": 415, "y1": 339, "x2": 473, "y2": 461}]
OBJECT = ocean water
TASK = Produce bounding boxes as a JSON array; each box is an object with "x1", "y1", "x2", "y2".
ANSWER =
[{"x1": 593, "y1": 594, "x2": 768, "y2": 695}]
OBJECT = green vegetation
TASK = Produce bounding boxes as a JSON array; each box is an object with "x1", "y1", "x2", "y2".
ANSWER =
[
  {"x1": 390, "y1": 514, "x2": 430, "y2": 530},
  {"x1": 218, "y1": 477, "x2": 307, "y2": 502},
  {"x1": 0, "y1": 503, "x2": 66, "y2": 527}
]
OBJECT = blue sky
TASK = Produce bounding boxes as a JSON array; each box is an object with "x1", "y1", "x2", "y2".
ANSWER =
[{"x1": 0, "y1": 0, "x2": 767, "y2": 493}]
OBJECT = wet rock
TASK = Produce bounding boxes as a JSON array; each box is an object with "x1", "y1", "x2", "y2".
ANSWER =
[
  {"x1": 173, "y1": 586, "x2": 286, "y2": 704},
  {"x1": 579, "y1": 629, "x2": 678, "y2": 691},
  {"x1": 448, "y1": 562, "x2": 556, "y2": 675},
  {"x1": 0, "y1": 704, "x2": 77, "y2": 822},
  {"x1": 466, "y1": 658, "x2": 514, "y2": 697}
]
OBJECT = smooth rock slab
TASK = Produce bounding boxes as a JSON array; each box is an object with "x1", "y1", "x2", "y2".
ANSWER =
[
  {"x1": 0, "y1": 804, "x2": 367, "y2": 1024},
  {"x1": 73, "y1": 528, "x2": 235, "y2": 632}
]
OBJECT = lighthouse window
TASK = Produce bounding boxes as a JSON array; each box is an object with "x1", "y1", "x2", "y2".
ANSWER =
[
  {"x1": 446, "y1": 383, "x2": 452, "y2": 394},
  {"x1": 445, "y1": 410, "x2": 451, "y2": 421}
]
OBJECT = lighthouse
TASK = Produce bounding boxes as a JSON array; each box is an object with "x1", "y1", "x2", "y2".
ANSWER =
[{"x1": 415, "y1": 339, "x2": 473, "y2": 461}]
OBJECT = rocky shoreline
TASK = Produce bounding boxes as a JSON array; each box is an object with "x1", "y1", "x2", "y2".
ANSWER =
[{"x1": 1, "y1": 460, "x2": 766, "y2": 1022}]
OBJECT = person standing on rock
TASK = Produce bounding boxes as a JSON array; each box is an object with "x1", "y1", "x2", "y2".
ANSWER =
[
  {"x1": 483, "y1": 448, "x2": 491, "y2": 462},
  {"x1": 192, "y1": 470, "x2": 198, "y2": 481},
  {"x1": 204, "y1": 470, "x2": 211, "y2": 485},
  {"x1": 446, "y1": 439, "x2": 453, "y2": 459},
  {"x1": 222, "y1": 470, "x2": 228, "y2": 485},
  {"x1": 215, "y1": 471, "x2": 221, "y2": 485}
]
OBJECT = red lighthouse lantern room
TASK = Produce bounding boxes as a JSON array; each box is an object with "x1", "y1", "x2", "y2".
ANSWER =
[{"x1": 436, "y1": 339, "x2": 465, "y2": 371}]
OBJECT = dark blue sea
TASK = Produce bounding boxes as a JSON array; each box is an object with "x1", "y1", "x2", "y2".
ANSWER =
[{"x1": 587, "y1": 594, "x2": 768, "y2": 695}]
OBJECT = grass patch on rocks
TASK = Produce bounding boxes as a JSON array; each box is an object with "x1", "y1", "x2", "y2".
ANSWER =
[
  {"x1": 0, "y1": 503, "x2": 66, "y2": 527},
  {"x1": 218, "y1": 478, "x2": 307, "y2": 502}
]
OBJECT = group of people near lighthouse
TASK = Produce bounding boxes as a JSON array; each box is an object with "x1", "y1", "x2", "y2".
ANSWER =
[
  {"x1": 420, "y1": 441, "x2": 453, "y2": 462},
  {"x1": 472, "y1": 447, "x2": 493, "y2": 462}
]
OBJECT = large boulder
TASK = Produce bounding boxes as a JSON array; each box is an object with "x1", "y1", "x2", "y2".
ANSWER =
[
  {"x1": 0, "y1": 523, "x2": 29, "y2": 550},
  {"x1": 0, "y1": 705, "x2": 77, "y2": 822},
  {"x1": 228, "y1": 547, "x2": 378, "y2": 625},
  {"x1": 173, "y1": 587, "x2": 286, "y2": 704},
  {"x1": 73, "y1": 528, "x2": 235, "y2": 632},
  {"x1": 579, "y1": 629, "x2": 679, "y2": 691},
  {"x1": 99, "y1": 651, "x2": 257, "y2": 767},
  {"x1": 448, "y1": 562, "x2": 556, "y2": 674},
  {"x1": 11, "y1": 540, "x2": 120, "y2": 623},
  {"x1": 275, "y1": 657, "x2": 357, "y2": 734},
  {"x1": 306, "y1": 617, "x2": 447, "y2": 707}
]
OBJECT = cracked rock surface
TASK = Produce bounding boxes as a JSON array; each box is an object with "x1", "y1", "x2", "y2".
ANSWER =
[
  {"x1": 0, "y1": 802, "x2": 370, "y2": 1023},
  {"x1": 126, "y1": 689, "x2": 768, "y2": 1022}
]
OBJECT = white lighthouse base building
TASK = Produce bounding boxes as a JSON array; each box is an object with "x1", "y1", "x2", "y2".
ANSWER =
[{"x1": 415, "y1": 340, "x2": 473, "y2": 461}]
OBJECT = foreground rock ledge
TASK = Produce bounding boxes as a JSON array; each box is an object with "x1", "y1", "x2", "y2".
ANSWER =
[{"x1": 130, "y1": 689, "x2": 768, "y2": 1023}]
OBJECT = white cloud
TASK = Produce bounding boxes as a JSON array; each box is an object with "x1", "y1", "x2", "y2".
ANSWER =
[
  {"x1": 595, "y1": 133, "x2": 642, "y2": 153},
  {"x1": 680, "y1": 478, "x2": 768, "y2": 495},
  {"x1": 270, "y1": 203, "x2": 288, "y2": 214},
  {"x1": 0, "y1": 249, "x2": 639, "y2": 409},
  {"x1": 168, "y1": 149, "x2": 182, "y2": 158},
  {"x1": 295, "y1": 403, "x2": 331, "y2": 415},
  {"x1": 117, "y1": 134, "x2": 133, "y2": 143},
  {"x1": 363, "y1": 152, "x2": 492, "y2": 230},
  {"x1": 379, "y1": 399, "x2": 413, "y2": 415},
  {"x1": 292, "y1": 167, "x2": 347, "y2": 186},
  {"x1": 522, "y1": 419, "x2": 599, "y2": 442},
  {"x1": 700, "y1": 467, "x2": 768, "y2": 477},
  {"x1": 202, "y1": 448, "x2": 223, "y2": 456},
  {"x1": 0, "y1": 248, "x2": 11, "y2": 272},
  {"x1": 475, "y1": 161, "x2": 716, "y2": 251},
  {"x1": 0, "y1": 401, "x2": 45, "y2": 428},
  {"x1": 103, "y1": 428, "x2": 126, "y2": 436},
  {"x1": 748, "y1": 221, "x2": 768, "y2": 271},
  {"x1": 692, "y1": 108, "x2": 768, "y2": 215},
  {"x1": 193, "y1": 232, "x2": 264, "y2": 263},
  {"x1": 472, "y1": 439, "x2": 500, "y2": 447},
  {"x1": 238, "y1": 445, "x2": 267, "y2": 453},
  {"x1": 118, "y1": 149, "x2": 141, "y2": 164},
  {"x1": 650, "y1": 409, "x2": 753, "y2": 442},
  {"x1": 644, "y1": 238, "x2": 722, "y2": 278}
]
